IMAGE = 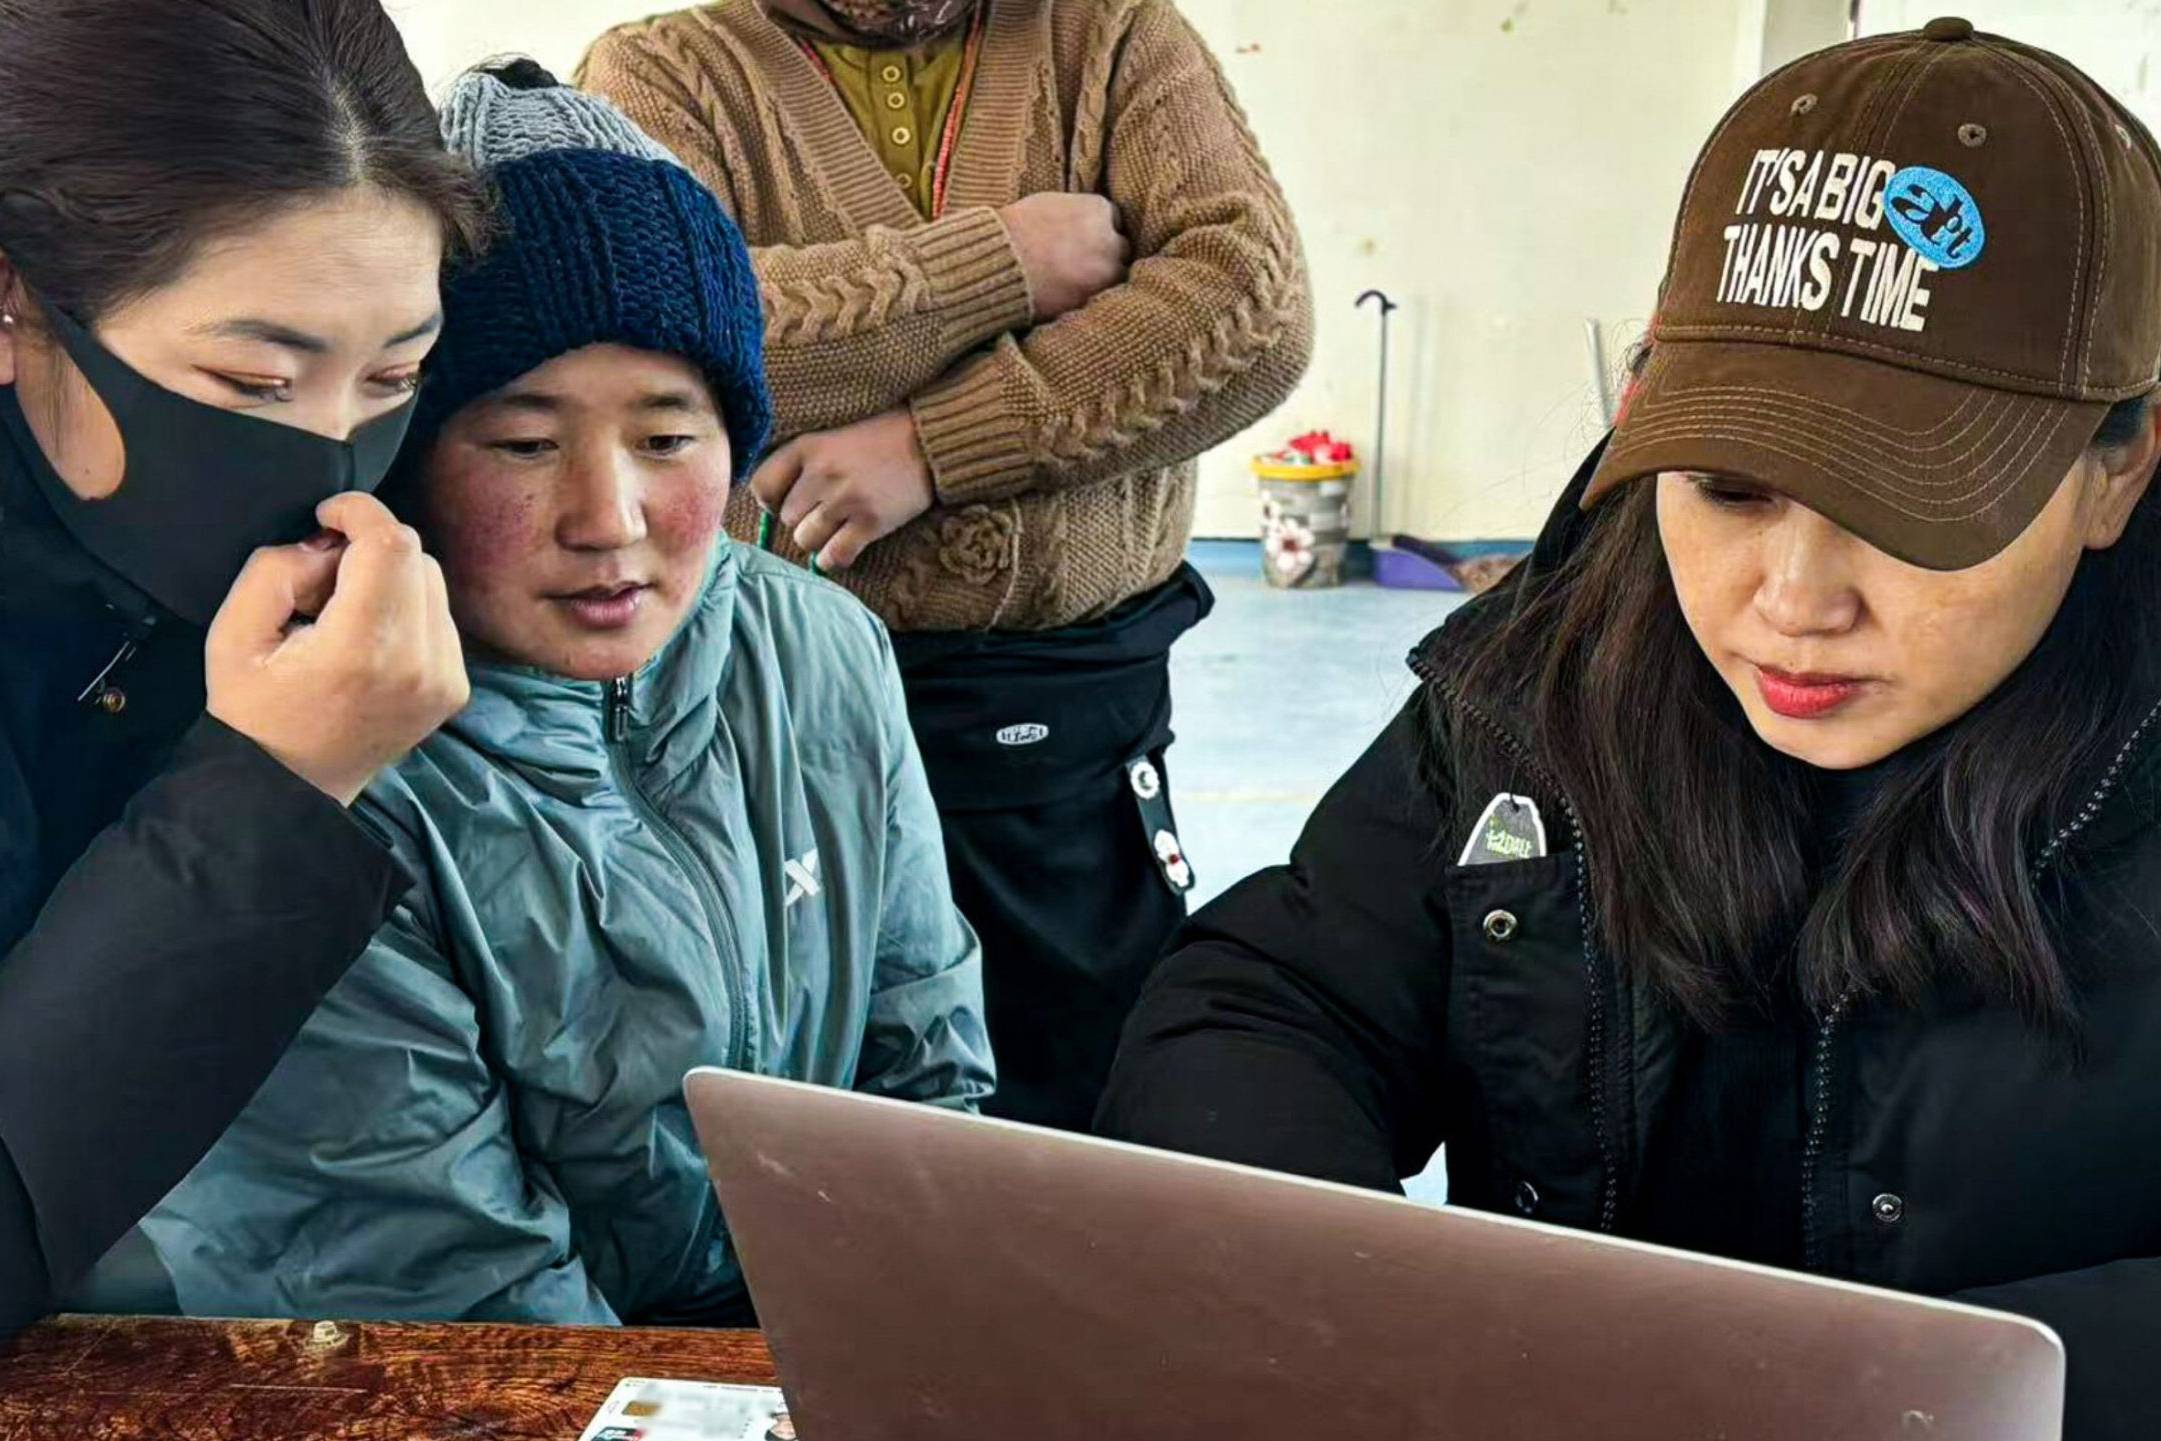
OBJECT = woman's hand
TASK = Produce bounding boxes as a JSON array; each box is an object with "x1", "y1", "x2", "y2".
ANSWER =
[{"x1": 205, "y1": 492, "x2": 468, "y2": 806}]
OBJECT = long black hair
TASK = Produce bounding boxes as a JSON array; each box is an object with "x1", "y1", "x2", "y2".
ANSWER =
[{"x1": 1440, "y1": 386, "x2": 2161, "y2": 1027}]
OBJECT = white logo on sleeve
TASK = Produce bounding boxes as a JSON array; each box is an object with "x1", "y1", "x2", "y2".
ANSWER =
[{"x1": 783, "y1": 850, "x2": 822, "y2": 908}]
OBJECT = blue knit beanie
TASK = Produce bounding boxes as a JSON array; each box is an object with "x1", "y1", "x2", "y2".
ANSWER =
[{"x1": 411, "y1": 65, "x2": 772, "y2": 481}]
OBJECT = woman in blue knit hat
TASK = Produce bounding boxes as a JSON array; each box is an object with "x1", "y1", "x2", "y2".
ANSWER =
[{"x1": 77, "y1": 63, "x2": 995, "y2": 1325}]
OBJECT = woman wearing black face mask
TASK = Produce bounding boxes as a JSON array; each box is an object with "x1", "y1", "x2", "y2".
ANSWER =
[{"x1": 0, "y1": 0, "x2": 484, "y2": 1329}]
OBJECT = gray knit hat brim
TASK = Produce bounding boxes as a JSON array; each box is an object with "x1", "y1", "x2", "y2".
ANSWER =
[{"x1": 439, "y1": 63, "x2": 684, "y2": 171}]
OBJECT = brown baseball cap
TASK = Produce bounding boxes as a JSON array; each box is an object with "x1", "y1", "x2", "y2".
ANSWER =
[{"x1": 1586, "y1": 17, "x2": 2161, "y2": 570}]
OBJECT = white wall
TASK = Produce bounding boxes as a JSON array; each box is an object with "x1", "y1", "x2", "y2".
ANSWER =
[
  {"x1": 1859, "y1": 1, "x2": 2161, "y2": 138},
  {"x1": 387, "y1": 0, "x2": 622, "y2": 85},
  {"x1": 390, "y1": 1, "x2": 2161, "y2": 541},
  {"x1": 1169, "y1": 0, "x2": 1750, "y2": 541}
]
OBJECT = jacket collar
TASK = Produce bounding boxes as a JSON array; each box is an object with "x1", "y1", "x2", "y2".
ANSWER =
[
  {"x1": 441, "y1": 544, "x2": 743, "y2": 778},
  {"x1": 0, "y1": 383, "x2": 169, "y2": 739},
  {"x1": 0, "y1": 386, "x2": 163, "y2": 633},
  {"x1": 2037, "y1": 695, "x2": 2161, "y2": 863}
]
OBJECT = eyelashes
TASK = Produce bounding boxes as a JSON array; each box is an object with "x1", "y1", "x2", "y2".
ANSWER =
[
  {"x1": 1688, "y1": 475, "x2": 1772, "y2": 509},
  {"x1": 487, "y1": 439, "x2": 559, "y2": 459},
  {"x1": 213, "y1": 373, "x2": 294, "y2": 403},
  {"x1": 209, "y1": 371, "x2": 422, "y2": 404},
  {"x1": 480, "y1": 435, "x2": 705, "y2": 460}
]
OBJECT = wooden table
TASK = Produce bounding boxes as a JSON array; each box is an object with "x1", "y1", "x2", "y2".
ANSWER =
[{"x1": 0, "y1": 1315, "x2": 777, "y2": 1439}]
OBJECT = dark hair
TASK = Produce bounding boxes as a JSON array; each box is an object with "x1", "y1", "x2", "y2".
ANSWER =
[
  {"x1": 0, "y1": 0, "x2": 488, "y2": 324},
  {"x1": 2093, "y1": 389, "x2": 2157, "y2": 450},
  {"x1": 1441, "y1": 382, "x2": 2161, "y2": 1028},
  {"x1": 480, "y1": 57, "x2": 563, "y2": 91}
]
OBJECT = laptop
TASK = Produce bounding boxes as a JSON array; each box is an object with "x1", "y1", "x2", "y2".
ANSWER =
[{"x1": 684, "y1": 1068, "x2": 2063, "y2": 1440}]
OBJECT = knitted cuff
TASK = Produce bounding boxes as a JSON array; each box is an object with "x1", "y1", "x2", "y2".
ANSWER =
[
  {"x1": 912, "y1": 351, "x2": 1035, "y2": 505},
  {"x1": 915, "y1": 206, "x2": 1034, "y2": 355}
]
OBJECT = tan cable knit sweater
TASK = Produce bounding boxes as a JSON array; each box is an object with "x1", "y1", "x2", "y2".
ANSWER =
[{"x1": 579, "y1": 0, "x2": 1312, "y2": 631}]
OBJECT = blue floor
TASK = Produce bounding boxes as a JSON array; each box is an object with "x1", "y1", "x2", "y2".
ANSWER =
[
  {"x1": 1171, "y1": 542, "x2": 1466, "y2": 907},
  {"x1": 1168, "y1": 541, "x2": 1466, "y2": 1205}
]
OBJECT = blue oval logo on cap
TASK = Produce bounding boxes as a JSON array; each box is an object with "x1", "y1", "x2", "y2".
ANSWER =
[{"x1": 1883, "y1": 166, "x2": 1986, "y2": 269}]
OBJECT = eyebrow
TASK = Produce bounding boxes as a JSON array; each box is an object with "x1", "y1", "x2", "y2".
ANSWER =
[
  {"x1": 483, "y1": 388, "x2": 713, "y2": 416},
  {"x1": 635, "y1": 389, "x2": 708, "y2": 413},
  {"x1": 387, "y1": 313, "x2": 445, "y2": 347},
  {"x1": 488, "y1": 390, "x2": 564, "y2": 415},
  {"x1": 192, "y1": 312, "x2": 444, "y2": 354}
]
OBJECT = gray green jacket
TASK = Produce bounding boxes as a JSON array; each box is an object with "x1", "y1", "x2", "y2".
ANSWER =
[{"x1": 129, "y1": 543, "x2": 993, "y2": 1324}]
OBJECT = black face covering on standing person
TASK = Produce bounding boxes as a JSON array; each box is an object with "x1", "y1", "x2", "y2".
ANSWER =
[{"x1": 5, "y1": 301, "x2": 414, "y2": 627}]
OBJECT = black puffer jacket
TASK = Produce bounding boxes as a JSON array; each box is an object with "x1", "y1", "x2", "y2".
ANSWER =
[
  {"x1": 1099, "y1": 443, "x2": 2161, "y2": 1440},
  {"x1": 0, "y1": 401, "x2": 407, "y2": 1328}
]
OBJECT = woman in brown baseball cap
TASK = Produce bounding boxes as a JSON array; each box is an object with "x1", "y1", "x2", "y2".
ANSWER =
[{"x1": 1101, "y1": 20, "x2": 2161, "y2": 1437}]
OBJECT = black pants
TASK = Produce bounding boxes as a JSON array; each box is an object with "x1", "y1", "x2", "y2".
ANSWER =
[{"x1": 893, "y1": 567, "x2": 1213, "y2": 1131}]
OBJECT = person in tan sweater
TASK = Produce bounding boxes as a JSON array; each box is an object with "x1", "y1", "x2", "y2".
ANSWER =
[{"x1": 580, "y1": 0, "x2": 1311, "y2": 1131}]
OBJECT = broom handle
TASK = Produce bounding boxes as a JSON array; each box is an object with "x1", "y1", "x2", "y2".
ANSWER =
[{"x1": 1355, "y1": 289, "x2": 1397, "y2": 538}]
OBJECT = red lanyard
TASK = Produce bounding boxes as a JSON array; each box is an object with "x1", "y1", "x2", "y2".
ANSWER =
[{"x1": 796, "y1": 6, "x2": 986, "y2": 220}]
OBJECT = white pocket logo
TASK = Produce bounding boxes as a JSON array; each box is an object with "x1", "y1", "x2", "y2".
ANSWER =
[{"x1": 996, "y1": 723, "x2": 1050, "y2": 747}]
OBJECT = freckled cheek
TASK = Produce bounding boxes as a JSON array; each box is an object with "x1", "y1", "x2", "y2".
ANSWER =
[
  {"x1": 428, "y1": 480, "x2": 548, "y2": 594},
  {"x1": 646, "y1": 474, "x2": 731, "y2": 555}
]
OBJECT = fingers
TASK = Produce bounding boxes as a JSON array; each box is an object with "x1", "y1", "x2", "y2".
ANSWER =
[
  {"x1": 420, "y1": 553, "x2": 471, "y2": 712},
  {"x1": 792, "y1": 501, "x2": 843, "y2": 564},
  {"x1": 1086, "y1": 195, "x2": 1124, "y2": 241},
  {"x1": 750, "y1": 441, "x2": 806, "y2": 515},
  {"x1": 421, "y1": 552, "x2": 453, "y2": 646},
  {"x1": 312, "y1": 510, "x2": 429, "y2": 646},
  {"x1": 288, "y1": 531, "x2": 350, "y2": 622},
  {"x1": 817, "y1": 517, "x2": 880, "y2": 572},
  {"x1": 777, "y1": 460, "x2": 829, "y2": 530},
  {"x1": 316, "y1": 490, "x2": 406, "y2": 545},
  {"x1": 314, "y1": 490, "x2": 429, "y2": 640},
  {"x1": 207, "y1": 542, "x2": 347, "y2": 658}
]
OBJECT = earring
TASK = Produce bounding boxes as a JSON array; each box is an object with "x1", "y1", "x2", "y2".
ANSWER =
[{"x1": 0, "y1": 313, "x2": 14, "y2": 327}]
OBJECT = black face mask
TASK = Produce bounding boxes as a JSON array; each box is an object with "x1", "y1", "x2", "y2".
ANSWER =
[{"x1": 7, "y1": 304, "x2": 415, "y2": 627}]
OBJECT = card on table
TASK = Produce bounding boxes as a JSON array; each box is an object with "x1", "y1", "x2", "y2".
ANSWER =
[{"x1": 579, "y1": 1377, "x2": 797, "y2": 1441}]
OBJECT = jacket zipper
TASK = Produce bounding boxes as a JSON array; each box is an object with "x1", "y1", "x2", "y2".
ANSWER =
[
  {"x1": 1798, "y1": 993, "x2": 1851, "y2": 1270},
  {"x1": 1799, "y1": 691, "x2": 2161, "y2": 1271},
  {"x1": 1412, "y1": 654, "x2": 1621, "y2": 1233},
  {"x1": 602, "y1": 675, "x2": 756, "y2": 1071}
]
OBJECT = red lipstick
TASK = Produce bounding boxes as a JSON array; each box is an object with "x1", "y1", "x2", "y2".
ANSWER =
[{"x1": 1755, "y1": 665, "x2": 1867, "y2": 720}]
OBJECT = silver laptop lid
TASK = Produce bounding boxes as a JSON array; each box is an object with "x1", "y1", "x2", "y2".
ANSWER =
[{"x1": 687, "y1": 1068, "x2": 2063, "y2": 1441}]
